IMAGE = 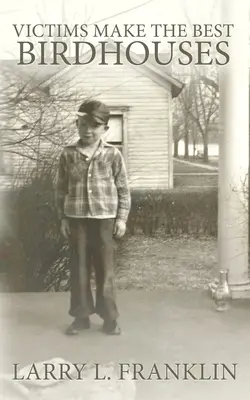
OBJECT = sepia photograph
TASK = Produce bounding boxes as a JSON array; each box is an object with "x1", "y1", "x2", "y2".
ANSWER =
[{"x1": 0, "y1": 0, "x2": 249, "y2": 399}]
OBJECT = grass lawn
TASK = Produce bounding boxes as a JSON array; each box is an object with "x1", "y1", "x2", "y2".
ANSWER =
[
  {"x1": 173, "y1": 159, "x2": 218, "y2": 186},
  {"x1": 186, "y1": 156, "x2": 219, "y2": 167},
  {"x1": 174, "y1": 174, "x2": 218, "y2": 187},
  {"x1": 116, "y1": 235, "x2": 217, "y2": 291},
  {"x1": 173, "y1": 159, "x2": 218, "y2": 174}
]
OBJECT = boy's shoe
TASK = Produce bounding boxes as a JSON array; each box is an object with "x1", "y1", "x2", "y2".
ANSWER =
[
  {"x1": 102, "y1": 319, "x2": 121, "y2": 335},
  {"x1": 65, "y1": 317, "x2": 90, "y2": 335}
]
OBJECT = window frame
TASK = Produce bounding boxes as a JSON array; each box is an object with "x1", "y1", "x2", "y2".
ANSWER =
[{"x1": 107, "y1": 106, "x2": 129, "y2": 166}]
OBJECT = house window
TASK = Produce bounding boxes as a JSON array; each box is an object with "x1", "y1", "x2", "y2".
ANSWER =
[
  {"x1": 105, "y1": 114, "x2": 123, "y2": 152},
  {"x1": 103, "y1": 107, "x2": 128, "y2": 164}
]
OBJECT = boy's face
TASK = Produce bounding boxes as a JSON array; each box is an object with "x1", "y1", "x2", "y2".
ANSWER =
[{"x1": 77, "y1": 115, "x2": 108, "y2": 145}]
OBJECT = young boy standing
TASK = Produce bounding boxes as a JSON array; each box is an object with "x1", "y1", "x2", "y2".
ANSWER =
[{"x1": 56, "y1": 100, "x2": 130, "y2": 335}]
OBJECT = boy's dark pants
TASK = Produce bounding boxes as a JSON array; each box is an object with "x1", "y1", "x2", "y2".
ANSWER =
[{"x1": 68, "y1": 218, "x2": 119, "y2": 322}]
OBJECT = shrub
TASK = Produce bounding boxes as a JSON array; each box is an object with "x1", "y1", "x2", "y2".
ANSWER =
[
  {"x1": 128, "y1": 188, "x2": 218, "y2": 236},
  {"x1": 2, "y1": 169, "x2": 218, "y2": 291},
  {"x1": 2, "y1": 166, "x2": 69, "y2": 292}
]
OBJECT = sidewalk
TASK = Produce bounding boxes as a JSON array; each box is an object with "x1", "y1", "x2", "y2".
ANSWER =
[{"x1": 1, "y1": 290, "x2": 250, "y2": 400}]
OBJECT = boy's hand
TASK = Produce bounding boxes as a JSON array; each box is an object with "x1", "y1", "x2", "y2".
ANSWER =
[
  {"x1": 61, "y1": 219, "x2": 71, "y2": 239},
  {"x1": 113, "y1": 219, "x2": 126, "y2": 238}
]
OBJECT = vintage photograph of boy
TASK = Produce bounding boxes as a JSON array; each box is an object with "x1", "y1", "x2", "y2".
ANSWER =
[{"x1": 55, "y1": 100, "x2": 131, "y2": 336}]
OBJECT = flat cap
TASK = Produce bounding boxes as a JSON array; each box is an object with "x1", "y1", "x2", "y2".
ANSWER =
[{"x1": 76, "y1": 100, "x2": 110, "y2": 124}]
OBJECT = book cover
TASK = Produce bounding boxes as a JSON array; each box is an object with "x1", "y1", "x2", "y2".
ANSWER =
[{"x1": 0, "y1": 0, "x2": 249, "y2": 399}]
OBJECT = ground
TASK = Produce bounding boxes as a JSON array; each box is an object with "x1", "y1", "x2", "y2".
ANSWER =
[
  {"x1": 2, "y1": 234, "x2": 250, "y2": 400},
  {"x1": 175, "y1": 156, "x2": 219, "y2": 167},
  {"x1": 173, "y1": 159, "x2": 218, "y2": 174},
  {"x1": 2, "y1": 291, "x2": 250, "y2": 400},
  {"x1": 173, "y1": 158, "x2": 218, "y2": 187},
  {"x1": 116, "y1": 235, "x2": 217, "y2": 290}
]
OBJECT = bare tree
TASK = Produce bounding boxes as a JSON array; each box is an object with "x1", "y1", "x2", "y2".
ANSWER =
[
  {"x1": 173, "y1": 95, "x2": 186, "y2": 157},
  {"x1": 176, "y1": 0, "x2": 220, "y2": 162},
  {"x1": 172, "y1": 64, "x2": 219, "y2": 162},
  {"x1": 0, "y1": 62, "x2": 87, "y2": 181},
  {"x1": 188, "y1": 66, "x2": 219, "y2": 162}
]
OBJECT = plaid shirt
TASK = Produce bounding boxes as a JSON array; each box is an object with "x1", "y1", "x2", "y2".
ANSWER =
[{"x1": 55, "y1": 139, "x2": 131, "y2": 222}]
